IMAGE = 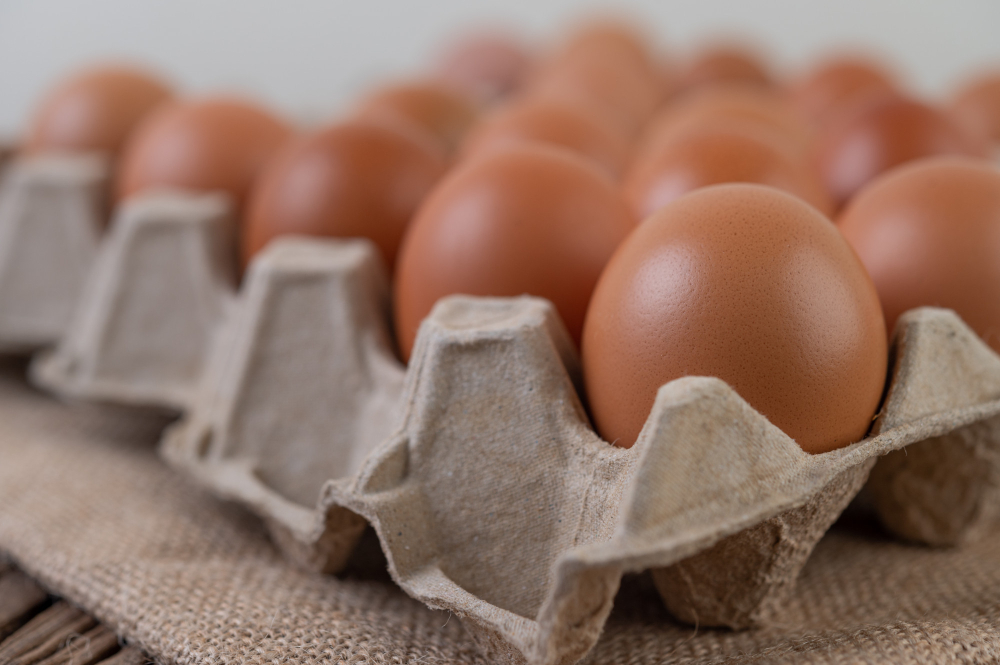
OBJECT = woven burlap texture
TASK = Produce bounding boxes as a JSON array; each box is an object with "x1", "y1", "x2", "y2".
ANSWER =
[{"x1": 0, "y1": 364, "x2": 998, "y2": 664}]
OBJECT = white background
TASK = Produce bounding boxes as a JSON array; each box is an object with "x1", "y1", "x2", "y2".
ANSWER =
[{"x1": 1, "y1": 0, "x2": 999, "y2": 138}]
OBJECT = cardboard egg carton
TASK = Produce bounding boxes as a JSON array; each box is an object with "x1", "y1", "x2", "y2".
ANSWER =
[
  {"x1": 161, "y1": 237, "x2": 1000, "y2": 665},
  {"x1": 31, "y1": 189, "x2": 237, "y2": 410},
  {"x1": 0, "y1": 153, "x2": 109, "y2": 352}
]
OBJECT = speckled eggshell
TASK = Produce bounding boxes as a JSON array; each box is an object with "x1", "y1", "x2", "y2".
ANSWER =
[
  {"x1": 461, "y1": 97, "x2": 629, "y2": 177},
  {"x1": 816, "y1": 95, "x2": 989, "y2": 209},
  {"x1": 582, "y1": 183, "x2": 887, "y2": 453},
  {"x1": 26, "y1": 65, "x2": 172, "y2": 156},
  {"x1": 838, "y1": 156, "x2": 1000, "y2": 351},
  {"x1": 624, "y1": 123, "x2": 832, "y2": 218},
  {"x1": 242, "y1": 119, "x2": 448, "y2": 269},
  {"x1": 116, "y1": 97, "x2": 293, "y2": 210},
  {"x1": 394, "y1": 143, "x2": 636, "y2": 360},
  {"x1": 356, "y1": 81, "x2": 479, "y2": 154}
]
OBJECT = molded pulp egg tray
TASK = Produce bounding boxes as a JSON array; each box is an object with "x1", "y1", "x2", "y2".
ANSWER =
[
  {"x1": 0, "y1": 154, "x2": 107, "y2": 352},
  {"x1": 16, "y1": 186, "x2": 1000, "y2": 665}
]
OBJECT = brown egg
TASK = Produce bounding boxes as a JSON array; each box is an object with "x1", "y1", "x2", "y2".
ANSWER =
[
  {"x1": 461, "y1": 97, "x2": 629, "y2": 177},
  {"x1": 816, "y1": 96, "x2": 989, "y2": 209},
  {"x1": 243, "y1": 119, "x2": 447, "y2": 270},
  {"x1": 433, "y1": 30, "x2": 533, "y2": 102},
  {"x1": 356, "y1": 81, "x2": 479, "y2": 154},
  {"x1": 790, "y1": 56, "x2": 897, "y2": 128},
  {"x1": 553, "y1": 18, "x2": 659, "y2": 79},
  {"x1": 680, "y1": 44, "x2": 773, "y2": 92},
  {"x1": 26, "y1": 65, "x2": 172, "y2": 156},
  {"x1": 394, "y1": 143, "x2": 636, "y2": 360},
  {"x1": 838, "y1": 156, "x2": 1000, "y2": 350},
  {"x1": 528, "y1": 22, "x2": 664, "y2": 139},
  {"x1": 624, "y1": 124, "x2": 832, "y2": 218},
  {"x1": 950, "y1": 71, "x2": 1000, "y2": 144},
  {"x1": 582, "y1": 184, "x2": 887, "y2": 453},
  {"x1": 637, "y1": 85, "x2": 815, "y2": 164},
  {"x1": 116, "y1": 97, "x2": 293, "y2": 209}
]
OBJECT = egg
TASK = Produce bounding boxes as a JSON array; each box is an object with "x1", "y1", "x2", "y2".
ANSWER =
[
  {"x1": 636, "y1": 85, "x2": 815, "y2": 165},
  {"x1": 527, "y1": 22, "x2": 664, "y2": 139},
  {"x1": 26, "y1": 64, "x2": 172, "y2": 156},
  {"x1": 393, "y1": 143, "x2": 636, "y2": 360},
  {"x1": 624, "y1": 123, "x2": 832, "y2": 218},
  {"x1": 582, "y1": 184, "x2": 887, "y2": 453},
  {"x1": 116, "y1": 97, "x2": 293, "y2": 209},
  {"x1": 789, "y1": 56, "x2": 897, "y2": 128},
  {"x1": 553, "y1": 18, "x2": 659, "y2": 80},
  {"x1": 950, "y1": 71, "x2": 1000, "y2": 145},
  {"x1": 838, "y1": 156, "x2": 1000, "y2": 350},
  {"x1": 242, "y1": 119, "x2": 447, "y2": 269},
  {"x1": 432, "y1": 30, "x2": 533, "y2": 103},
  {"x1": 356, "y1": 81, "x2": 479, "y2": 154},
  {"x1": 680, "y1": 44, "x2": 773, "y2": 92},
  {"x1": 461, "y1": 97, "x2": 629, "y2": 177},
  {"x1": 816, "y1": 96, "x2": 989, "y2": 209}
]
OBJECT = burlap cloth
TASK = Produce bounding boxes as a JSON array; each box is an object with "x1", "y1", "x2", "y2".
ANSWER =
[{"x1": 0, "y1": 361, "x2": 997, "y2": 665}]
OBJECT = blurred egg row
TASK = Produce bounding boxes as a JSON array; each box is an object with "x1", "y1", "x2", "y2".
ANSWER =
[{"x1": 14, "y1": 18, "x2": 1000, "y2": 457}]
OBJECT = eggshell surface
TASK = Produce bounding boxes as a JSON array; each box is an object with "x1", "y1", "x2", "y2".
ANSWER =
[
  {"x1": 638, "y1": 86, "x2": 814, "y2": 164},
  {"x1": 394, "y1": 143, "x2": 636, "y2": 360},
  {"x1": 838, "y1": 156, "x2": 1000, "y2": 351},
  {"x1": 26, "y1": 65, "x2": 172, "y2": 156},
  {"x1": 357, "y1": 81, "x2": 479, "y2": 154},
  {"x1": 624, "y1": 124, "x2": 832, "y2": 217},
  {"x1": 433, "y1": 31, "x2": 532, "y2": 102},
  {"x1": 243, "y1": 119, "x2": 448, "y2": 269},
  {"x1": 582, "y1": 184, "x2": 887, "y2": 453},
  {"x1": 461, "y1": 97, "x2": 629, "y2": 177},
  {"x1": 790, "y1": 57, "x2": 897, "y2": 128},
  {"x1": 680, "y1": 45, "x2": 773, "y2": 91},
  {"x1": 116, "y1": 97, "x2": 292, "y2": 209},
  {"x1": 817, "y1": 96, "x2": 988, "y2": 209},
  {"x1": 950, "y1": 72, "x2": 1000, "y2": 144}
]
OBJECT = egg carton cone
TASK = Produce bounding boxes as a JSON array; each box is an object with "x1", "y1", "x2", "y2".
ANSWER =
[
  {"x1": 159, "y1": 237, "x2": 1000, "y2": 664},
  {"x1": 161, "y1": 235, "x2": 405, "y2": 572},
  {"x1": 31, "y1": 189, "x2": 237, "y2": 410},
  {"x1": 0, "y1": 153, "x2": 108, "y2": 352}
]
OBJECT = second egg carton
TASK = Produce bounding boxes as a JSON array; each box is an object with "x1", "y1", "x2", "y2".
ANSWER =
[
  {"x1": 0, "y1": 153, "x2": 109, "y2": 353},
  {"x1": 156, "y1": 236, "x2": 1000, "y2": 665}
]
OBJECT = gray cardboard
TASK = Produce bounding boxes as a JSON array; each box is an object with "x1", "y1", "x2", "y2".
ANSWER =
[
  {"x1": 31, "y1": 189, "x2": 236, "y2": 410},
  {"x1": 0, "y1": 154, "x2": 108, "y2": 352}
]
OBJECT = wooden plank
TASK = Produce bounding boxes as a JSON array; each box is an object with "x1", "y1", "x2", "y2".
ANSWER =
[
  {"x1": 0, "y1": 602, "x2": 96, "y2": 664},
  {"x1": 93, "y1": 648, "x2": 147, "y2": 665},
  {"x1": 32, "y1": 625, "x2": 119, "y2": 665}
]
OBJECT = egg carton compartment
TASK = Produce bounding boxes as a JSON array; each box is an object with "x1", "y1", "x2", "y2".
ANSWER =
[
  {"x1": 31, "y1": 189, "x2": 237, "y2": 410},
  {"x1": 0, "y1": 153, "x2": 108, "y2": 353},
  {"x1": 161, "y1": 235, "x2": 405, "y2": 571},
  {"x1": 161, "y1": 238, "x2": 1000, "y2": 665}
]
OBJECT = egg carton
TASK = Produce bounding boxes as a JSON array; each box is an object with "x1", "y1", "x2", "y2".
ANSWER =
[
  {"x1": 162, "y1": 235, "x2": 405, "y2": 571},
  {"x1": 0, "y1": 153, "x2": 108, "y2": 352},
  {"x1": 31, "y1": 189, "x2": 237, "y2": 410},
  {"x1": 161, "y1": 237, "x2": 1000, "y2": 665}
]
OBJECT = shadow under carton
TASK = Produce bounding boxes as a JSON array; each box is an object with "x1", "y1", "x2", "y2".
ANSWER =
[
  {"x1": 162, "y1": 238, "x2": 1000, "y2": 665},
  {"x1": 0, "y1": 153, "x2": 108, "y2": 352},
  {"x1": 31, "y1": 189, "x2": 236, "y2": 410}
]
